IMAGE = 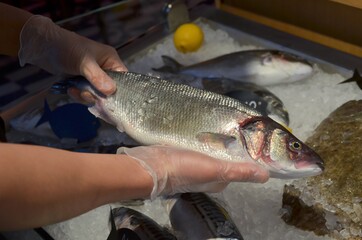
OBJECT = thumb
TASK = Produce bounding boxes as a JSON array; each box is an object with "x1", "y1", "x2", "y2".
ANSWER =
[
  {"x1": 219, "y1": 162, "x2": 270, "y2": 183},
  {"x1": 81, "y1": 59, "x2": 117, "y2": 96}
]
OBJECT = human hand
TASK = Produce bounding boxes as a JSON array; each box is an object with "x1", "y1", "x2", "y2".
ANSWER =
[
  {"x1": 118, "y1": 146, "x2": 269, "y2": 200},
  {"x1": 18, "y1": 15, "x2": 127, "y2": 98}
]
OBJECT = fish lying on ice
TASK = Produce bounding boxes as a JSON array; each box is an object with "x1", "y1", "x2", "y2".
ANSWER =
[
  {"x1": 57, "y1": 71, "x2": 324, "y2": 178},
  {"x1": 110, "y1": 207, "x2": 176, "y2": 240},
  {"x1": 152, "y1": 50, "x2": 314, "y2": 86},
  {"x1": 201, "y1": 78, "x2": 290, "y2": 127},
  {"x1": 35, "y1": 100, "x2": 100, "y2": 142},
  {"x1": 166, "y1": 192, "x2": 244, "y2": 240}
]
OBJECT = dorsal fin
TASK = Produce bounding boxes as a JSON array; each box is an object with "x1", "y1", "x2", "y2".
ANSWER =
[{"x1": 35, "y1": 99, "x2": 52, "y2": 127}]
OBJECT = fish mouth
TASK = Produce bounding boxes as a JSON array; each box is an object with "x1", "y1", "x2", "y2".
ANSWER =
[
  {"x1": 269, "y1": 164, "x2": 324, "y2": 179},
  {"x1": 316, "y1": 161, "x2": 325, "y2": 171},
  {"x1": 268, "y1": 156, "x2": 325, "y2": 179},
  {"x1": 295, "y1": 157, "x2": 325, "y2": 171}
]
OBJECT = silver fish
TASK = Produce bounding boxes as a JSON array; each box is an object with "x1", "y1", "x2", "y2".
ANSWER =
[
  {"x1": 152, "y1": 50, "x2": 314, "y2": 86},
  {"x1": 150, "y1": 75, "x2": 290, "y2": 127},
  {"x1": 166, "y1": 192, "x2": 243, "y2": 240},
  {"x1": 70, "y1": 71, "x2": 324, "y2": 178},
  {"x1": 111, "y1": 207, "x2": 176, "y2": 240}
]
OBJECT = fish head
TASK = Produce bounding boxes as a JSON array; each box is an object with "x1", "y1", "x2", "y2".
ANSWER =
[
  {"x1": 240, "y1": 117, "x2": 324, "y2": 178},
  {"x1": 260, "y1": 50, "x2": 314, "y2": 82},
  {"x1": 254, "y1": 89, "x2": 290, "y2": 126},
  {"x1": 112, "y1": 207, "x2": 140, "y2": 230}
]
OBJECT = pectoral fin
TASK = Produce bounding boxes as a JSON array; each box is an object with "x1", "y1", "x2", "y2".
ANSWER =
[{"x1": 196, "y1": 132, "x2": 237, "y2": 150}]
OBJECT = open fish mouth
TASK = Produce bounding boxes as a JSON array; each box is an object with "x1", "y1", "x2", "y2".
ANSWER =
[
  {"x1": 296, "y1": 158, "x2": 325, "y2": 171},
  {"x1": 270, "y1": 165, "x2": 324, "y2": 179}
]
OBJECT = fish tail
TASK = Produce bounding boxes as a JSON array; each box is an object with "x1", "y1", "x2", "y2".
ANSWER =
[
  {"x1": 107, "y1": 207, "x2": 119, "y2": 240},
  {"x1": 339, "y1": 69, "x2": 362, "y2": 90},
  {"x1": 152, "y1": 55, "x2": 183, "y2": 73},
  {"x1": 50, "y1": 76, "x2": 90, "y2": 95},
  {"x1": 35, "y1": 99, "x2": 51, "y2": 127}
]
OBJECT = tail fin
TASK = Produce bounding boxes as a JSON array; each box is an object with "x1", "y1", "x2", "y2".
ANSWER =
[
  {"x1": 107, "y1": 207, "x2": 118, "y2": 240},
  {"x1": 35, "y1": 99, "x2": 51, "y2": 127},
  {"x1": 339, "y1": 69, "x2": 362, "y2": 90},
  {"x1": 152, "y1": 55, "x2": 183, "y2": 73},
  {"x1": 107, "y1": 207, "x2": 142, "y2": 240}
]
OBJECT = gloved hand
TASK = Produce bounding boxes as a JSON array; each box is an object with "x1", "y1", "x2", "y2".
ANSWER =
[
  {"x1": 118, "y1": 146, "x2": 269, "y2": 200},
  {"x1": 18, "y1": 15, "x2": 127, "y2": 96}
]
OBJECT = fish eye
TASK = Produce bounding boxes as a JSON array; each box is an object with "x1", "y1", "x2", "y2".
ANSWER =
[
  {"x1": 289, "y1": 141, "x2": 302, "y2": 151},
  {"x1": 264, "y1": 56, "x2": 273, "y2": 63},
  {"x1": 262, "y1": 54, "x2": 274, "y2": 65}
]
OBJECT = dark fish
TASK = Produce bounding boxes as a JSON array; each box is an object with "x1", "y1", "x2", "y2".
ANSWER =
[
  {"x1": 108, "y1": 208, "x2": 142, "y2": 240},
  {"x1": 117, "y1": 229, "x2": 142, "y2": 240},
  {"x1": 111, "y1": 207, "x2": 177, "y2": 240},
  {"x1": 35, "y1": 100, "x2": 100, "y2": 142},
  {"x1": 202, "y1": 78, "x2": 289, "y2": 126},
  {"x1": 339, "y1": 69, "x2": 362, "y2": 90},
  {"x1": 167, "y1": 192, "x2": 244, "y2": 240},
  {"x1": 152, "y1": 50, "x2": 314, "y2": 86}
]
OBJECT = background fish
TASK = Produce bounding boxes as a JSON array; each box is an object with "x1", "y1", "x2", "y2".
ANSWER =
[
  {"x1": 35, "y1": 100, "x2": 100, "y2": 142},
  {"x1": 111, "y1": 207, "x2": 176, "y2": 240},
  {"x1": 166, "y1": 192, "x2": 244, "y2": 240},
  {"x1": 64, "y1": 71, "x2": 323, "y2": 178},
  {"x1": 201, "y1": 77, "x2": 289, "y2": 127},
  {"x1": 152, "y1": 50, "x2": 314, "y2": 86}
]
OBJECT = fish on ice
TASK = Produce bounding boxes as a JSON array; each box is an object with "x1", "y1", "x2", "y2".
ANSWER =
[
  {"x1": 152, "y1": 49, "x2": 314, "y2": 86},
  {"x1": 35, "y1": 100, "x2": 100, "y2": 142},
  {"x1": 201, "y1": 77, "x2": 290, "y2": 127},
  {"x1": 166, "y1": 192, "x2": 244, "y2": 240},
  {"x1": 110, "y1": 207, "x2": 176, "y2": 240},
  {"x1": 56, "y1": 71, "x2": 324, "y2": 179}
]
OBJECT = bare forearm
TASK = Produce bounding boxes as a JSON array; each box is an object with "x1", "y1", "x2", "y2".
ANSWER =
[
  {"x1": 0, "y1": 143, "x2": 153, "y2": 230},
  {"x1": 0, "y1": 3, "x2": 32, "y2": 56}
]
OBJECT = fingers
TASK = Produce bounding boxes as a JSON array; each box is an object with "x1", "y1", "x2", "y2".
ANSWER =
[
  {"x1": 67, "y1": 88, "x2": 96, "y2": 105},
  {"x1": 81, "y1": 60, "x2": 117, "y2": 96},
  {"x1": 219, "y1": 161, "x2": 270, "y2": 183},
  {"x1": 122, "y1": 145, "x2": 270, "y2": 199},
  {"x1": 100, "y1": 49, "x2": 128, "y2": 72},
  {"x1": 170, "y1": 182, "x2": 229, "y2": 195}
]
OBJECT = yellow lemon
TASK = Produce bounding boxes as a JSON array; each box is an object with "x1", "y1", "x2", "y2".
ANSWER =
[{"x1": 173, "y1": 23, "x2": 204, "y2": 53}]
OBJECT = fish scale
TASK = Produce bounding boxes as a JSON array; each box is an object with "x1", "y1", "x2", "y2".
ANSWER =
[{"x1": 102, "y1": 71, "x2": 260, "y2": 162}]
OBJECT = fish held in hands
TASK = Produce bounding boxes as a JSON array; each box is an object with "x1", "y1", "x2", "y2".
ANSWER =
[{"x1": 61, "y1": 71, "x2": 324, "y2": 178}]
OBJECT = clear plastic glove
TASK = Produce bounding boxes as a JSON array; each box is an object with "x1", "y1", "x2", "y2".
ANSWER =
[
  {"x1": 118, "y1": 146, "x2": 269, "y2": 200},
  {"x1": 18, "y1": 15, "x2": 127, "y2": 96}
]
